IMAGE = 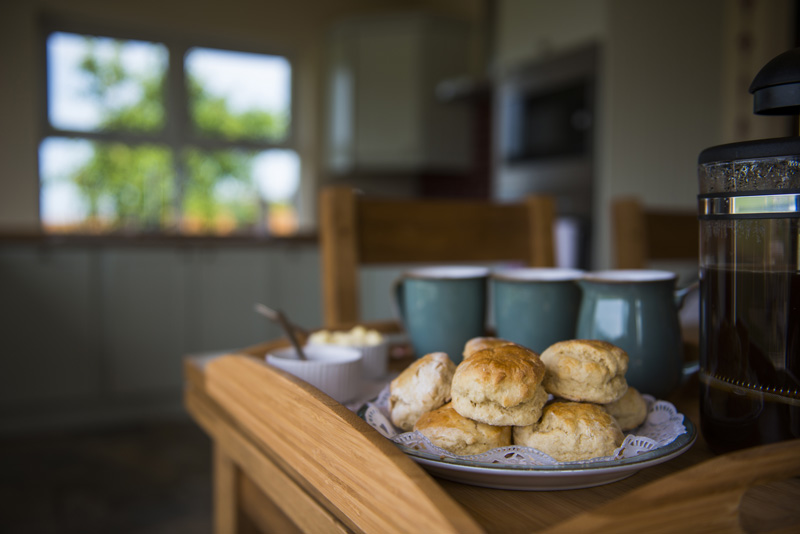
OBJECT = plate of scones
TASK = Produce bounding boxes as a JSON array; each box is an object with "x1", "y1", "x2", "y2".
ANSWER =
[{"x1": 359, "y1": 337, "x2": 696, "y2": 490}]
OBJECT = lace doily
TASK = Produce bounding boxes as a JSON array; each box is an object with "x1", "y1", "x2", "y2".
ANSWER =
[{"x1": 361, "y1": 385, "x2": 688, "y2": 467}]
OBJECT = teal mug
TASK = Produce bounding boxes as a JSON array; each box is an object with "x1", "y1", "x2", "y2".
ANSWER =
[
  {"x1": 575, "y1": 270, "x2": 696, "y2": 399},
  {"x1": 491, "y1": 268, "x2": 584, "y2": 354},
  {"x1": 393, "y1": 266, "x2": 489, "y2": 364}
]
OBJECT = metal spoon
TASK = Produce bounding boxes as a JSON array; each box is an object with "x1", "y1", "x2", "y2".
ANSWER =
[{"x1": 254, "y1": 303, "x2": 307, "y2": 360}]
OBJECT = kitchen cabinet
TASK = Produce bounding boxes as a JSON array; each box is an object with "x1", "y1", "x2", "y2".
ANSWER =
[
  {"x1": 189, "y1": 247, "x2": 273, "y2": 353},
  {"x1": 187, "y1": 245, "x2": 325, "y2": 352},
  {"x1": 101, "y1": 248, "x2": 190, "y2": 394},
  {"x1": 0, "y1": 247, "x2": 101, "y2": 405},
  {"x1": 0, "y1": 239, "x2": 408, "y2": 432},
  {"x1": 0, "y1": 241, "x2": 322, "y2": 432},
  {"x1": 326, "y1": 12, "x2": 473, "y2": 174}
]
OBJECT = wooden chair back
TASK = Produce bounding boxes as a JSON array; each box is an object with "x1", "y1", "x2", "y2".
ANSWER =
[
  {"x1": 319, "y1": 185, "x2": 557, "y2": 328},
  {"x1": 203, "y1": 352, "x2": 484, "y2": 534},
  {"x1": 612, "y1": 196, "x2": 699, "y2": 269}
]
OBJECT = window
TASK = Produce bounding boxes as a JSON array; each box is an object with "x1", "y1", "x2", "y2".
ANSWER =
[{"x1": 39, "y1": 26, "x2": 299, "y2": 236}]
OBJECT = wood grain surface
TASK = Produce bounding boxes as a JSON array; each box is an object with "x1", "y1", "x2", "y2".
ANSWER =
[
  {"x1": 185, "y1": 326, "x2": 800, "y2": 533},
  {"x1": 198, "y1": 354, "x2": 483, "y2": 534}
]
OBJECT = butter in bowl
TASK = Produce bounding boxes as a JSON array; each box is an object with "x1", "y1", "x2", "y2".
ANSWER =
[
  {"x1": 266, "y1": 345, "x2": 363, "y2": 403},
  {"x1": 307, "y1": 326, "x2": 389, "y2": 380}
]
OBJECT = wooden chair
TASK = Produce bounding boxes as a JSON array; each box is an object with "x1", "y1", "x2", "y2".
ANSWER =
[
  {"x1": 186, "y1": 348, "x2": 800, "y2": 534},
  {"x1": 612, "y1": 196, "x2": 699, "y2": 269},
  {"x1": 318, "y1": 185, "x2": 557, "y2": 328}
]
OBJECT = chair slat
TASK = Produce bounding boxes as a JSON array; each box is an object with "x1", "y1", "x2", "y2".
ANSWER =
[
  {"x1": 358, "y1": 199, "x2": 532, "y2": 263},
  {"x1": 613, "y1": 196, "x2": 698, "y2": 269}
]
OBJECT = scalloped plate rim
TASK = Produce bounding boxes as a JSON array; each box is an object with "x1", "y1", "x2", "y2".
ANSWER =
[{"x1": 358, "y1": 405, "x2": 698, "y2": 490}]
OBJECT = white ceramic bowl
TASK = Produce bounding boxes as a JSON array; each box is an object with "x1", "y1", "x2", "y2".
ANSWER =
[
  {"x1": 308, "y1": 341, "x2": 389, "y2": 380},
  {"x1": 306, "y1": 327, "x2": 390, "y2": 380},
  {"x1": 356, "y1": 342, "x2": 389, "y2": 380},
  {"x1": 306, "y1": 341, "x2": 389, "y2": 380},
  {"x1": 266, "y1": 345, "x2": 363, "y2": 403}
]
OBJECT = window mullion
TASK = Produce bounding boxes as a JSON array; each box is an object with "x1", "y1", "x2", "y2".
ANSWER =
[
  {"x1": 167, "y1": 43, "x2": 190, "y2": 230},
  {"x1": 187, "y1": 137, "x2": 292, "y2": 152},
  {"x1": 43, "y1": 126, "x2": 169, "y2": 146}
]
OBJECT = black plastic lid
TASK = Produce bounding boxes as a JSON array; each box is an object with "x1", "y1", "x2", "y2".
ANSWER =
[
  {"x1": 749, "y1": 47, "x2": 800, "y2": 115},
  {"x1": 698, "y1": 136, "x2": 800, "y2": 164}
]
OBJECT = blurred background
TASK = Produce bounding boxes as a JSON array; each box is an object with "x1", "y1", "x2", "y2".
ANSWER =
[{"x1": 0, "y1": 0, "x2": 797, "y2": 531}]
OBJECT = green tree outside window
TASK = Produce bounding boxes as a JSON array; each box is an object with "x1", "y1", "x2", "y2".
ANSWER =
[{"x1": 41, "y1": 32, "x2": 298, "y2": 235}]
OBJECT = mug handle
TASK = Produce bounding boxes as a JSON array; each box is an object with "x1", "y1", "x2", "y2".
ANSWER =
[
  {"x1": 676, "y1": 279, "x2": 701, "y2": 380},
  {"x1": 674, "y1": 280, "x2": 700, "y2": 309},
  {"x1": 391, "y1": 275, "x2": 407, "y2": 325},
  {"x1": 682, "y1": 360, "x2": 700, "y2": 378}
]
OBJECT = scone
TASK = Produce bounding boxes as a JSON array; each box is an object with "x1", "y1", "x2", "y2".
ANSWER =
[
  {"x1": 389, "y1": 352, "x2": 456, "y2": 431},
  {"x1": 462, "y1": 336, "x2": 516, "y2": 360},
  {"x1": 604, "y1": 386, "x2": 648, "y2": 431},
  {"x1": 540, "y1": 340, "x2": 629, "y2": 404},
  {"x1": 414, "y1": 402, "x2": 511, "y2": 455},
  {"x1": 450, "y1": 344, "x2": 547, "y2": 426},
  {"x1": 513, "y1": 401, "x2": 624, "y2": 462}
]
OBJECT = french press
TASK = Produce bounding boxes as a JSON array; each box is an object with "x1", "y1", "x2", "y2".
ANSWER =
[{"x1": 697, "y1": 48, "x2": 800, "y2": 453}]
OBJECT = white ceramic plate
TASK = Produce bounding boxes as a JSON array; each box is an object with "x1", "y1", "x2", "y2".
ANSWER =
[
  {"x1": 401, "y1": 420, "x2": 696, "y2": 490},
  {"x1": 358, "y1": 406, "x2": 697, "y2": 491}
]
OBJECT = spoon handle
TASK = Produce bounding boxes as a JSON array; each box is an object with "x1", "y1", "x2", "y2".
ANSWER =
[
  {"x1": 275, "y1": 310, "x2": 308, "y2": 361},
  {"x1": 254, "y1": 303, "x2": 308, "y2": 360}
]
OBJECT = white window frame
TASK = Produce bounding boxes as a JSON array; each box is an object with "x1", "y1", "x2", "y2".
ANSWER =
[{"x1": 38, "y1": 15, "x2": 299, "y2": 235}]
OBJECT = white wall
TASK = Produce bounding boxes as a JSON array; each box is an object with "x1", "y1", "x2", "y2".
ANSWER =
[
  {"x1": 0, "y1": 1, "x2": 41, "y2": 230},
  {"x1": 494, "y1": 0, "x2": 795, "y2": 269},
  {"x1": 494, "y1": 0, "x2": 607, "y2": 74},
  {"x1": 595, "y1": 0, "x2": 727, "y2": 269}
]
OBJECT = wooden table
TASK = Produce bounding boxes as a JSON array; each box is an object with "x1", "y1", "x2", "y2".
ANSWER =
[{"x1": 184, "y1": 328, "x2": 800, "y2": 533}]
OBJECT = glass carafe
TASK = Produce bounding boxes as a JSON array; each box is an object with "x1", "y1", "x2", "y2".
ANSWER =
[{"x1": 698, "y1": 138, "x2": 800, "y2": 454}]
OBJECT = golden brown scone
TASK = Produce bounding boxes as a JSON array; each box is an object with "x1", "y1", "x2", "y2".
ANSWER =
[
  {"x1": 513, "y1": 401, "x2": 624, "y2": 462},
  {"x1": 540, "y1": 340, "x2": 629, "y2": 404},
  {"x1": 462, "y1": 336, "x2": 517, "y2": 360},
  {"x1": 389, "y1": 352, "x2": 456, "y2": 431},
  {"x1": 604, "y1": 386, "x2": 648, "y2": 431},
  {"x1": 451, "y1": 344, "x2": 547, "y2": 426},
  {"x1": 414, "y1": 402, "x2": 512, "y2": 455}
]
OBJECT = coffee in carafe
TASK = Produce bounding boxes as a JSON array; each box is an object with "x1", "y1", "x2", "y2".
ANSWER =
[{"x1": 698, "y1": 48, "x2": 800, "y2": 454}]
